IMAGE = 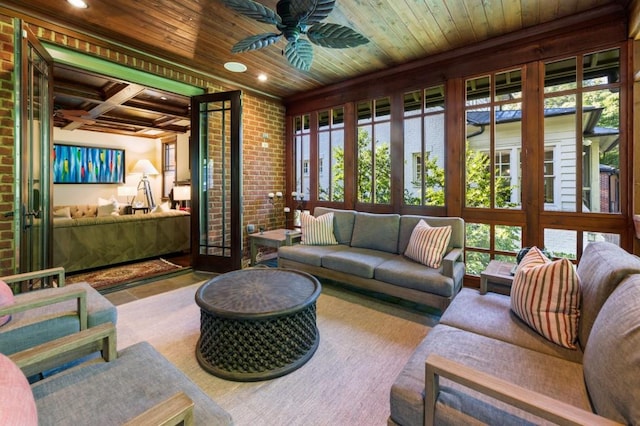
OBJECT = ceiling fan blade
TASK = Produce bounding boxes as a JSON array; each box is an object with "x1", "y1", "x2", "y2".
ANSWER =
[
  {"x1": 232, "y1": 33, "x2": 282, "y2": 53},
  {"x1": 284, "y1": 39, "x2": 314, "y2": 71},
  {"x1": 307, "y1": 23, "x2": 369, "y2": 48},
  {"x1": 290, "y1": 0, "x2": 335, "y2": 25},
  {"x1": 222, "y1": 0, "x2": 280, "y2": 25}
]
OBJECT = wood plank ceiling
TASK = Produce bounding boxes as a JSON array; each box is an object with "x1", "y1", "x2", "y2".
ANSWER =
[{"x1": 1, "y1": 0, "x2": 629, "y2": 135}]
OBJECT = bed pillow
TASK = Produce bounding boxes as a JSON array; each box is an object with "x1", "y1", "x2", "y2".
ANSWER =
[
  {"x1": 301, "y1": 212, "x2": 338, "y2": 245},
  {"x1": 404, "y1": 220, "x2": 452, "y2": 268},
  {"x1": 510, "y1": 247, "x2": 581, "y2": 349},
  {"x1": 0, "y1": 280, "x2": 14, "y2": 327}
]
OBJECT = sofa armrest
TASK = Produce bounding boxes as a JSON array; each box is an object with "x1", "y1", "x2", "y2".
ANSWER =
[
  {"x1": 10, "y1": 323, "x2": 117, "y2": 378},
  {"x1": 441, "y1": 248, "x2": 463, "y2": 279},
  {"x1": 2, "y1": 266, "x2": 66, "y2": 292},
  {"x1": 123, "y1": 392, "x2": 195, "y2": 426},
  {"x1": 425, "y1": 354, "x2": 621, "y2": 426}
]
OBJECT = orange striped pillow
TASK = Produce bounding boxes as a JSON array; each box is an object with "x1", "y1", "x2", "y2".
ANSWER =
[
  {"x1": 510, "y1": 247, "x2": 581, "y2": 349},
  {"x1": 404, "y1": 220, "x2": 452, "y2": 268},
  {"x1": 301, "y1": 212, "x2": 338, "y2": 245}
]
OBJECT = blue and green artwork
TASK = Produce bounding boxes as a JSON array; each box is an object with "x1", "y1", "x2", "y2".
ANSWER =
[{"x1": 53, "y1": 144, "x2": 125, "y2": 184}]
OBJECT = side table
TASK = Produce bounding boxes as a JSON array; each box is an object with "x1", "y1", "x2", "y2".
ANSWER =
[
  {"x1": 480, "y1": 260, "x2": 516, "y2": 295},
  {"x1": 249, "y1": 228, "x2": 301, "y2": 266}
]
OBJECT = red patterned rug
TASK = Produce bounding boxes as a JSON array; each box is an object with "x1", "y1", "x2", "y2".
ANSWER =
[{"x1": 66, "y1": 258, "x2": 184, "y2": 292}]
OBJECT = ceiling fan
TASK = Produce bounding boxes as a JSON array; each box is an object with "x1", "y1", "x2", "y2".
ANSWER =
[{"x1": 222, "y1": 0, "x2": 369, "y2": 71}]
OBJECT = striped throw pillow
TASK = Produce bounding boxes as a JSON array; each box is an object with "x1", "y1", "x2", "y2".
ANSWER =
[
  {"x1": 404, "y1": 220, "x2": 452, "y2": 269},
  {"x1": 301, "y1": 212, "x2": 338, "y2": 245},
  {"x1": 510, "y1": 247, "x2": 581, "y2": 349}
]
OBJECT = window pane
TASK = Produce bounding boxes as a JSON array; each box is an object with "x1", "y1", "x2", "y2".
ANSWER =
[
  {"x1": 543, "y1": 229, "x2": 577, "y2": 260},
  {"x1": 317, "y1": 107, "x2": 345, "y2": 202},
  {"x1": 582, "y1": 89, "x2": 619, "y2": 213},
  {"x1": 403, "y1": 85, "x2": 445, "y2": 207},
  {"x1": 583, "y1": 231, "x2": 620, "y2": 247},
  {"x1": 544, "y1": 95, "x2": 576, "y2": 212},
  {"x1": 465, "y1": 108, "x2": 491, "y2": 208},
  {"x1": 466, "y1": 251, "x2": 490, "y2": 276},
  {"x1": 466, "y1": 222, "x2": 490, "y2": 249},
  {"x1": 358, "y1": 97, "x2": 390, "y2": 204},
  {"x1": 583, "y1": 48, "x2": 619, "y2": 87},
  {"x1": 466, "y1": 75, "x2": 490, "y2": 106},
  {"x1": 294, "y1": 114, "x2": 310, "y2": 199},
  {"x1": 495, "y1": 225, "x2": 522, "y2": 253},
  {"x1": 495, "y1": 69, "x2": 522, "y2": 101},
  {"x1": 544, "y1": 57, "x2": 577, "y2": 93}
]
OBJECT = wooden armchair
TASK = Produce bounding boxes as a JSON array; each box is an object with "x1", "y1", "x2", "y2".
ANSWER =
[
  {"x1": 1, "y1": 323, "x2": 212, "y2": 425},
  {"x1": 0, "y1": 267, "x2": 117, "y2": 366}
]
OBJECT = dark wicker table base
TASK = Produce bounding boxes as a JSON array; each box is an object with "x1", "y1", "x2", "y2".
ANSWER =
[
  {"x1": 195, "y1": 268, "x2": 321, "y2": 382},
  {"x1": 196, "y1": 304, "x2": 319, "y2": 381}
]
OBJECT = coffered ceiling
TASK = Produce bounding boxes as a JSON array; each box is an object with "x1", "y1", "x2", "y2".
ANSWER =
[{"x1": 1, "y1": 0, "x2": 631, "y2": 135}]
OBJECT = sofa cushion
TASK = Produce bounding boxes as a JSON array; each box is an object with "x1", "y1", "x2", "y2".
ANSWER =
[
  {"x1": 301, "y1": 212, "x2": 339, "y2": 245},
  {"x1": 390, "y1": 324, "x2": 590, "y2": 426},
  {"x1": 0, "y1": 353, "x2": 38, "y2": 425},
  {"x1": 0, "y1": 280, "x2": 15, "y2": 327},
  {"x1": 404, "y1": 220, "x2": 451, "y2": 268},
  {"x1": 576, "y1": 241, "x2": 640, "y2": 351},
  {"x1": 350, "y1": 212, "x2": 400, "y2": 253},
  {"x1": 278, "y1": 244, "x2": 348, "y2": 267},
  {"x1": 321, "y1": 247, "x2": 396, "y2": 279},
  {"x1": 314, "y1": 207, "x2": 356, "y2": 245},
  {"x1": 510, "y1": 247, "x2": 581, "y2": 349},
  {"x1": 31, "y1": 341, "x2": 233, "y2": 425},
  {"x1": 374, "y1": 256, "x2": 455, "y2": 297},
  {"x1": 440, "y1": 288, "x2": 583, "y2": 362},
  {"x1": 583, "y1": 274, "x2": 640, "y2": 425}
]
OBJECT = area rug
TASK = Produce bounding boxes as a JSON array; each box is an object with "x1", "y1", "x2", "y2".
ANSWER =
[
  {"x1": 66, "y1": 258, "x2": 184, "y2": 292},
  {"x1": 116, "y1": 282, "x2": 438, "y2": 425}
]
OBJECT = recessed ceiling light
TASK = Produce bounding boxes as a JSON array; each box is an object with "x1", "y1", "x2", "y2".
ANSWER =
[
  {"x1": 68, "y1": 0, "x2": 88, "y2": 8},
  {"x1": 224, "y1": 62, "x2": 247, "y2": 73},
  {"x1": 258, "y1": 73, "x2": 268, "y2": 82}
]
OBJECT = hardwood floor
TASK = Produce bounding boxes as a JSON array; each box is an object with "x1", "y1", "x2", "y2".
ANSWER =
[{"x1": 103, "y1": 270, "x2": 215, "y2": 306}]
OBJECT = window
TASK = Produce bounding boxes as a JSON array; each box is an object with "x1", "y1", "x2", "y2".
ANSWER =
[
  {"x1": 465, "y1": 69, "x2": 522, "y2": 209},
  {"x1": 357, "y1": 97, "x2": 391, "y2": 204},
  {"x1": 317, "y1": 107, "x2": 344, "y2": 202},
  {"x1": 543, "y1": 48, "x2": 620, "y2": 213},
  {"x1": 403, "y1": 85, "x2": 446, "y2": 206},
  {"x1": 162, "y1": 140, "x2": 176, "y2": 199},
  {"x1": 293, "y1": 114, "x2": 311, "y2": 199},
  {"x1": 544, "y1": 148, "x2": 555, "y2": 204}
]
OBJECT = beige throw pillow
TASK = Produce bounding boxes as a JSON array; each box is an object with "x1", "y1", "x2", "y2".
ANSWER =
[
  {"x1": 404, "y1": 220, "x2": 452, "y2": 268},
  {"x1": 301, "y1": 212, "x2": 338, "y2": 245},
  {"x1": 510, "y1": 247, "x2": 581, "y2": 349}
]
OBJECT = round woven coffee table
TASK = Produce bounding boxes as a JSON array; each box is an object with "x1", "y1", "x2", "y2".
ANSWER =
[{"x1": 195, "y1": 267, "x2": 321, "y2": 381}]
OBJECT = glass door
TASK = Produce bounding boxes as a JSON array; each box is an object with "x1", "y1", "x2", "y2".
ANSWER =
[
  {"x1": 190, "y1": 90, "x2": 242, "y2": 272},
  {"x1": 16, "y1": 23, "x2": 53, "y2": 275}
]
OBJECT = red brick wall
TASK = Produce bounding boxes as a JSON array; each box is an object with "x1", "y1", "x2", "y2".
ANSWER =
[
  {"x1": 0, "y1": 16, "x2": 15, "y2": 276},
  {"x1": 0, "y1": 16, "x2": 286, "y2": 273}
]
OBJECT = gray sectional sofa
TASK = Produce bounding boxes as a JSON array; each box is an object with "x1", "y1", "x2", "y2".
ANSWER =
[
  {"x1": 278, "y1": 207, "x2": 465, "y2": 311},
  {"x1": 390, "y1": 241, "x2": 640, "y2": 425}
]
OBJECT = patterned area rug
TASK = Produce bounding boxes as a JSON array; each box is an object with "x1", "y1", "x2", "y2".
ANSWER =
[{"x1": 66, "y1": 258, "x2": 184, "y2": 292}]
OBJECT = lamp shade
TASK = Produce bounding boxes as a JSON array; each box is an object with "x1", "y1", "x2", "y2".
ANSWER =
[
  {"x1": 173, "y1": 185, "x2": 191, "y2": 201},
  {"x1": 117, "y1": 186, "x2": 137, "y2": 197},
  {"x1": 131, "y1": 159, "x2": 159, "y2": 176}
]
